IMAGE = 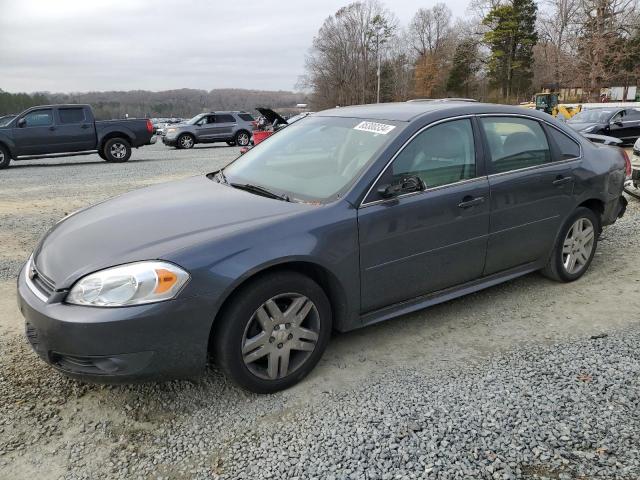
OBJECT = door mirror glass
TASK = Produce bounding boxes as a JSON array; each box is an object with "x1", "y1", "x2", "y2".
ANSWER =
[{"x1": 17, "y1": 118, "x2": 26, "y2": 128}]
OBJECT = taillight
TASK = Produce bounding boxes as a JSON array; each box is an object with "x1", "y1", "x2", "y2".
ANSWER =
[
  {"x1": 146, "y1": 119, "x2": 154, "y2": 133},
  {"x1": 622, "y1": 149, "x2": 631, "y2": 178}
]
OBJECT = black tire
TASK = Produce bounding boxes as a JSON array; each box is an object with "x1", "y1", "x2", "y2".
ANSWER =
[
  {"x1": 234, "y1": 130, "x2": 251, "y2": 147},
  {"x1": 212, "y1": 271, "x2": 332, "y2": 393},
  {"x1": 177, "y1": 133, "x2": 195, "y2": 149},
  {"x1": 0, "y1": 144, "x2": 11, "y2": 169},
  {"x1": 103, "y1": 137, "x2": 131, "y2": 163},
  {"x1": 226, "y1": 141, "x2": 236, "y2": 147},
  {"x1": 98, "y1": 149, "x2": 107, "y2": 160},
  {"x1": 541, "y1": 207, "x2": 600, "y2": 282}
]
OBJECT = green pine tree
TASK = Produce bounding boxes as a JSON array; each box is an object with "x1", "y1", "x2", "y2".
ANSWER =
[
  {"x1": 446, "y1": 39, "x2": 480, "y2": 97},
  {"x1": 483, "y1": 0, "x2": 538, "y2": 102}
]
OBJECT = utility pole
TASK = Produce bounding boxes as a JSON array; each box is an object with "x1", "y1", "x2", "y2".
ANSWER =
[{"x1": 376, "y1": 31, "x2": 381, "y2": 104}]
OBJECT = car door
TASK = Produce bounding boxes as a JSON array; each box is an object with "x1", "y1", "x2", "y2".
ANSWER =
[
  {"x1": 211, "y1": 113, "x2": 236, "y2": 139},
  {"x1": 12, "y1": 108, "x2": 56, "y2": 156},
  {"x1": 54, "y1": 106, "x2": 95, "y2": 152},
  {"x1": 357, "y1": 117, "x2": 490, "y2": 312},
  {"x1": 194, "y1": 115, "x2": 217, "y2": 141},
  {"x1": 616, "y1": 108, "x2": 640, "y2": 143},
  {"x1": 480, "y1": 115, "x2": 580, "y2": 275}
]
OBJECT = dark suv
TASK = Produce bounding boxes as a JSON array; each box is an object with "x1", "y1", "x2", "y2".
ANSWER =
[{"x1": 162, "y1": 111, "x2": 254, "y2": 149}]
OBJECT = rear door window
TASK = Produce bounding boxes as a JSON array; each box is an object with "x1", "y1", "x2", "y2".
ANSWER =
[
  {"x1": 58, "y1": 107, "x2": 86, "y2": 124},
  {"x1": 238, "y1": 113, "x2": 254, "y2": 122},
  {"x1": 22, "y1": 109, "x2": 53, "y2": 127},
  {"x1": 480, "y1": 117, "x2": 550, "y2": 174},
  {"x1": 216, "y1": 114, "x2": 235, "y2": 123}
]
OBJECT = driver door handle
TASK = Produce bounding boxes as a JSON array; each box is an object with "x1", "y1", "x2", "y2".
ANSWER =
[
  {"x1": 458, "y1": 196, "x2": 485, "y2": 209},
  {"x1": 553, "y1": 175, "x2": 573, "y2": 186}
]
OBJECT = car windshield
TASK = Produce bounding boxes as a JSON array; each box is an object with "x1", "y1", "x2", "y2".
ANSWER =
[
  {"x1": 222, "y1": 116, "x2": 403, "y2": 202},
  {"x1": 569, "y1": 109, "x2": 615, "y2": 123}
]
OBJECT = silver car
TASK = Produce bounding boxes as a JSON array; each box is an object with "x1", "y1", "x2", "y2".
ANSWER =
[{"x1": 162, "y1": 111, "x2": 254, "y2": 149}]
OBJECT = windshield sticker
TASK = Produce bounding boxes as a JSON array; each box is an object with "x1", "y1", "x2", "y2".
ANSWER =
[{"x1": 354, "y1": 121, "x2": 396, "y2": 135}]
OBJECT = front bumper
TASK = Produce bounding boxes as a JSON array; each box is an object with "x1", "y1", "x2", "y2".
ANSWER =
[
  {"x1": 162, "y1": 135, "x2": 177, "y2": 146},
  {"x1": 17, "y1": 264, "x2": 213, "y2": 383}
]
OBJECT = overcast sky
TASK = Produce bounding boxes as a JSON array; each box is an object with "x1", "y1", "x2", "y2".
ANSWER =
[{"x1": 0, "y1": 0, "x2": 470, "y2": 94}]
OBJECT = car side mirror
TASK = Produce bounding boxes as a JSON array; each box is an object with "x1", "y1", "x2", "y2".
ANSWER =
[
  {"x1": 612, "y1": 120, "x2": 624, "y2": 127},
  {"x1": 377, "y1": 175, "x2": 425, "y2": 199},
  {"x1": 17, "y1": 118, "x2": 26, "y2": 128}
]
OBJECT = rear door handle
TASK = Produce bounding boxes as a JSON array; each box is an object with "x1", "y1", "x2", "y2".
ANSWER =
[
  {"x1": 553, "y1": 176, "x2": 573, "y2": 186},
  {"x1": 458, "y1": 196, "x2": 485, "y2": 209},
  {"x1": 48, "y1": 126, "x2": 56, "y2": 131},
  {"x1": 81, "y1": 124, "x2": 90, "y2": 129}
]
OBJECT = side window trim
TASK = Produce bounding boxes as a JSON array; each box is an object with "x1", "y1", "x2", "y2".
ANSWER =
[{"x1": 360, "y1": 115, "x2": 478, "y2": 207}]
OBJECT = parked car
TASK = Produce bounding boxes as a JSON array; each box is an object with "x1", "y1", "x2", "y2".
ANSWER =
[
  {"x1": 162, "y1": 111, "x2": 254, "y2": 149},
  {"x1": 566, "y1": 107, "x2": 640, "y2": 145},
  {"x1": 18, "y1": 102, "x2": 628, "y2": 393},
  {"x1": 0, "y1": 104, "x2": 156, "y2": 169},
  {"x1": 628, "y1": 137, "x2": 640, "y2": 194}
]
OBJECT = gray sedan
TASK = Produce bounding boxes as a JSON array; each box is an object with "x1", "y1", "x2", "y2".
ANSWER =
[{"x1": 18, "y1": 102, "x2": 628, "y2": 393}]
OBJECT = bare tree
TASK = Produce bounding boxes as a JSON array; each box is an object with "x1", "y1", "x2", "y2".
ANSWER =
[{"x1": 409, "y1": 3, "x2": 454, "y2": 98}]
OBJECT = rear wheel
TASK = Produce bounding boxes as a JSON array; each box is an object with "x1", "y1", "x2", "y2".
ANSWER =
[
  {"x1": 212, "y1": 271, "x2": 332, "y2": 393},
  {"x1": 0, "y1": 144, "x2": 10, "y2": 169},
  {"x1": 103, "y1": 138, "x2": 131, "y2": 163},
  {"x1": 541, "y1": 207, "x2": 599, "y2": 282},
  {"x1": 177, "y1": 134, "x2": 195, "y2": 149}
]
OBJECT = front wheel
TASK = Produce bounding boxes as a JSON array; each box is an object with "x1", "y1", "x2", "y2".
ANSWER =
[
  {"x1": 103, "y1": 137, "x2": 131, "y2": 163},
  {"x1": 212, "y1": 271, "x2": 332, "y2": 393},
  {"x1": 177, "y1": 134, "x2": 195, "y2": 149},
  {"x1": 541, "y1": 207, "x2": 599, "y2": 282},
  {"x1": 0, "y1": 144, "x2": 11, "y2": 169},
  {"x1": 235, "y1": 130, "x2": 251, "y2": 147}
]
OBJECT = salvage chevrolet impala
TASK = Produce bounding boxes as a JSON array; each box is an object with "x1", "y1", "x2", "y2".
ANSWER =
[{"x1": 18, "y1": 102, "x2": 628, "y2": 393}]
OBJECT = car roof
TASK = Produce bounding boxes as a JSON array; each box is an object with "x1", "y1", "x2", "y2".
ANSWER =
[{"x1": 315, "y1": 102, "x2": 550, "y2": 122}]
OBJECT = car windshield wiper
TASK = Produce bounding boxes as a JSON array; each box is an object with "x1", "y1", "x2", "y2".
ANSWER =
[{"x1": 230, "y1": 182, "x2": 291, "y2": 202}]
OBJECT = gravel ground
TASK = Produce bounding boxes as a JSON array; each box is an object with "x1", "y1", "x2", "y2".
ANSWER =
[{"x1": 1, "y1": 143, "x2": 639, "y2": 479}]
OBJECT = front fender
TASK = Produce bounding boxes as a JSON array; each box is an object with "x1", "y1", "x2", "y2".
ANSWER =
[
  {"x1": 167, "y1": 204, "x2": 361, "y2": 332},
  {"x1": 0, "y1": 130, "x2": 16, "y2": 157}
]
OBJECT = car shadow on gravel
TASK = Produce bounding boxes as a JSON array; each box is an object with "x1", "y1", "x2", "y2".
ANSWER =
[{"x1": 6, "y1": 158, "x2": 172, "y2": 170}]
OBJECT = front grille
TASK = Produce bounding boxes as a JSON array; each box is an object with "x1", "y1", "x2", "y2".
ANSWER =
[{"x1": 26, "y1": 261, "x2": 56, "y2": 300}]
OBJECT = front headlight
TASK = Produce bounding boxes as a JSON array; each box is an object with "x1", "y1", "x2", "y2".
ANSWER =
[
  {"x1": 66, "y1": 261, "x2": 189, "y2": 307},
  {"x1": 166, "y1": 128, "x2": 177, "y2": 134}
]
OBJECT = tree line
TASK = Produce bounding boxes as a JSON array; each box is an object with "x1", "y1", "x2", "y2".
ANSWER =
[
  {"x1": 0, "y1": 88, "x2": 307, "y2": 119},
  {"x1": 301, "y1": 0, "x2": 640, "y2": 109}
]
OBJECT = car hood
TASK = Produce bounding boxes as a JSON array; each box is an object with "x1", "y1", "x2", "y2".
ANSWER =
[
  {"x1": 566, "y1": 122, "x2": 600, "y2": 132},
  {"x1": 34, "y1": 175, "x2": 309, "y2": 288},
  {"x1": 256, "y1": 107, "x2": 288, "y2": 126}
]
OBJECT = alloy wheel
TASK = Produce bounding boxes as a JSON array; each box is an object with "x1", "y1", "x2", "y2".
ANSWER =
[
  {"x1": 180, "y1": 135, "x2": 194, "y2": 149},
  {"x1": 110, "y1": 143, "x2": 127, "y2": 159},
  {"x1": 562, "y1": 217, "x2": 595, "y2": 275},
  {"x1": 242, "y1": 293, "x2": 320, "y2": 380},
  {"x1": 237, "y1": 132, "x2": 250, "y2": 146}
]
